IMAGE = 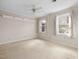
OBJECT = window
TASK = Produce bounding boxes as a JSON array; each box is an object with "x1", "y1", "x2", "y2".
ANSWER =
[
  {"x1": 56, "y1": 13, "x2": 72, "y2": 37},
  {"x1": 39, "y1": 18, "x2": 46, "y2": 33}
]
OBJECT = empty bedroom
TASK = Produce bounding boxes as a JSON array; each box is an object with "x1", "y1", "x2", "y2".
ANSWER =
[{"x1": 0, "y1": 0, "x2": 78, "y2": 59}]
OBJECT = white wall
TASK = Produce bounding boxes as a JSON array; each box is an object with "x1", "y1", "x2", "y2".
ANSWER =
[
  {"x1": 0, "y1": 11, "x2": 37, "y2": 45},
  {"x1": 38, "y1": 5, "x2": 78, "y2": 48}
]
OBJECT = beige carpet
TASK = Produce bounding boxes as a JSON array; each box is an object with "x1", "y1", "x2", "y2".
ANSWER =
[{"x1": 0, "y1": 39, "x2": 77, "y2": 59}]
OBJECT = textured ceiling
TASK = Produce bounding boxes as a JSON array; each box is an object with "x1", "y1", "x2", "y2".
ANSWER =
[{"x1": 0, "y1": 0, "x2": 77, "y2": 18}]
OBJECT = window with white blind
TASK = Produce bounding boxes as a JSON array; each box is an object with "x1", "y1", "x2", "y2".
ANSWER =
[{"x1": 56, "y1": 13, "x2": 72, "y2": 37}]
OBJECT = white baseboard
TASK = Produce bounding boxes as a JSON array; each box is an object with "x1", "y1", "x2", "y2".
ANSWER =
[{"x1": 0, "y1": 35, "x2": 37, "y2": 45}]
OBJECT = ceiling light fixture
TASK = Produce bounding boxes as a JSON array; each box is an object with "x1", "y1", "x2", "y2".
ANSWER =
[
  {"x1": 25, "y1": 4, "x2": 42, "y2": 13},
  {"x1": 52, "y1": 0, "x2": 56, "y2": 2}
]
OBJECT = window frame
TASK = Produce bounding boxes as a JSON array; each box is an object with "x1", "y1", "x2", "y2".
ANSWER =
[
  {"x1": 39, "y1": 17, "x2": 47, "y2": 33},
  {"x1": 56, "y1": 13, "x2": 72, "y2": 37}
]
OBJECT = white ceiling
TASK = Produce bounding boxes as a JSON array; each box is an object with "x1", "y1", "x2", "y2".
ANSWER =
[{"x1": 0, "y1": 0, "x2": 77, "y2": 18}]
